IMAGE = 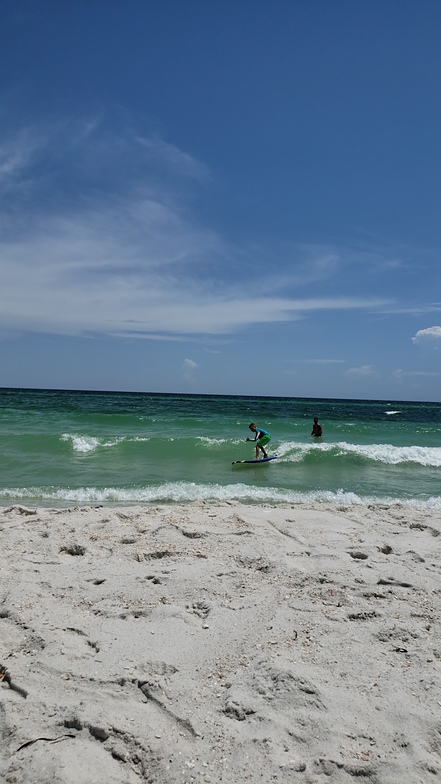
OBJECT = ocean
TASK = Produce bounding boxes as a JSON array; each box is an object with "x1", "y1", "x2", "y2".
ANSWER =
[{"x1": 0, "y1": 388, "x2": 440, "y2": 509}]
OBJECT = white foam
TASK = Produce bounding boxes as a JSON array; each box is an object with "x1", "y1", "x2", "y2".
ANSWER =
[
  {"x1": 276, "y1": 441, "x2": 313, "y2": 461},
  {"x1": 1, "y1": 482, "x2": 440, "y2": 510},
  {"x1": 334, "y1": 441, "x2": 441, "y2": 467},
  {"x1": 197, "y1": 437, "x2": 229, "y2": 446},
  {"x1": 61, "y1": 433, "x2": 146, "y2": 453},
  {"x1": 61, "y1": 434, "x2": 102, "y2": 453},
  {"x1": 276, "y1": 439, "x2": 441, "y2": 467}
]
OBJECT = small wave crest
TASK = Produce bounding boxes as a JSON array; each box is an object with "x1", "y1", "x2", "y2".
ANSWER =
[
  {"x1": 61, "y1": 433, "x2": 150, "y2": 453},
  {"x1": 1, "y1": 482, "x2": 440, "y2": 509},
  {"x1": 335, "y1": 441, "x2": 441, "y2": 467},
  {"x1": 196, "y1": 436, "x2": 229, "y2": 446},
  {"x1": 277, "y1": 440, "x2": 441, "y2": 467}
]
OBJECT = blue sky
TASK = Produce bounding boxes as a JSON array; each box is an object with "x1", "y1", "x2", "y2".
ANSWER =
[{"x1": 1, "y1": 0, "x2": 440, "y2": 401}]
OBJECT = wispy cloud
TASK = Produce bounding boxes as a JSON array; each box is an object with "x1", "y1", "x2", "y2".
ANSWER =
[
  {"x1": 346, "y1": 365, "x2": 378, "y2": 377},
  {"x1": 135, "y1": 135, "x2": 209, "y2": 181},
  {"x1": 288, "y1": 358, "x2": 346, "y2": 364},
  {"x1": 393, "y1": 369, "x2": 441, "y2": 379},
  {"x1": 0, "y1": 130, "x2": 42, "y2": 194},
  {"x1": 183, "y1": 357, "x2": 198, "y2": 383},
  {"x1": 0, "y1": 233, "x2": 393, "y2": 337},
  {"x1": 0, "y1": 115, "x2": 427, "y2": 344},
  {"x1": 381, "y1": 305, "x2": 441, "y2": 316}
]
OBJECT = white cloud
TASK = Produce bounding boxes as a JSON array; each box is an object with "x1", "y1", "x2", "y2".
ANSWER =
[
  {"x1": 412, "y1": 326, "x2": 441, "y2": 344},
  {"x1": 182, "y1": 357, "x2": 198, "y2": 384}
]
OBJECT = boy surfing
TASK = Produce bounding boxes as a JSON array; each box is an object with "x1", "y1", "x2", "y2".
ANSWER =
[{"x1": 246, "y1": 423, "x2": 271, "y2": 460}]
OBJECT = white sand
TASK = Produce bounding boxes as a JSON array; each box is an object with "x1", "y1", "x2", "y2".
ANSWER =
[{"x1": 1, "y1": 501, "x2": 441, "y2": 783}]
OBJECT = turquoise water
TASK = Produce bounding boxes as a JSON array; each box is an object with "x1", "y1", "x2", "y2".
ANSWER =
[{"x1": 0, "y1": 388, "x2": 440, "y2": 508}]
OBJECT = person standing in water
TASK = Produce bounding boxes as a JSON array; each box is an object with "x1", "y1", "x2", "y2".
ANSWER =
[
  {"x1": 311, "y1": 417, "x2": 323, "y2": 437},
  {"x1": 246, "y1": 423, "x2": 271, "y2": 459}
]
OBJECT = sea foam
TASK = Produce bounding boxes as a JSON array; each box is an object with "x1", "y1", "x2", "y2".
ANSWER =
[
  {"x1": 277, "y1": 440, "x2": 441, "y2": 467},
  {"x1": 1, "y1": 482, "x2": 440, "y2": 509}
]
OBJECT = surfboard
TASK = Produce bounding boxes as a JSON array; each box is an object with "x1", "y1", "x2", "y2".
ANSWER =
[{"x1": 232, "y1": 456, "x2": 278, "y2": 465}]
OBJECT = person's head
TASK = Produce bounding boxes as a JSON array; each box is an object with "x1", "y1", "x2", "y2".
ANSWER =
[
  {"x1": 249, "y1": 423, "x2": 256, "y2": 431},
  {"x1": 313, "y1": 418, "x2": 318, "y2": 424}
]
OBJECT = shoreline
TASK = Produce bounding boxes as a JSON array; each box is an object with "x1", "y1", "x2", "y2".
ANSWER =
[
  {"x1": 1, "y1": 492, "x2": 441, "y2": 511},
  {"x1": 1, "y1": 501, "x2": 441, "y2": 782}
]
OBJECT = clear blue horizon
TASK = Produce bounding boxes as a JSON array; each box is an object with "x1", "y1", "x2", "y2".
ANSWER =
[
  {"x1": 0, "y1": 386, "x2": 439, "y2": 408},
  {"x1": 1, "y1": 1, "x2": 441, "y2": 402}
]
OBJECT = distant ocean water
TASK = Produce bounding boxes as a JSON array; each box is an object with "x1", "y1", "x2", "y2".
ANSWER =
[{"x1": 0, "y1": 388, "x2": 440, "y2": 509}]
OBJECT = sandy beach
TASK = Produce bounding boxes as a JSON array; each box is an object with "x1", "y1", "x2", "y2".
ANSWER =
[{"x1": 1, "y1": 501, "x2": 441, "y2": 783}]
